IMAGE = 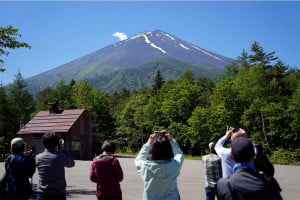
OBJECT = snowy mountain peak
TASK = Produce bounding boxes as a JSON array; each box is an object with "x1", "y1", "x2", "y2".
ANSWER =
[
  {"x1": 127, "y1": 29, "x2": 226, "y2": 63},
  {"x1": 26, "y1": 29, "x2": 235, "y2": 94}
]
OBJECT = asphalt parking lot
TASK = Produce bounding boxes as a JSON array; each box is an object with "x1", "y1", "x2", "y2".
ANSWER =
[{"x1": 1, "y1": 157, "x2": 300, "y2": 199}]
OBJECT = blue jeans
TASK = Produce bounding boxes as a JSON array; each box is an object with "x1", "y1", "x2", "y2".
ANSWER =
[{"x1": 205, "y1": 186, "x2": 218, "y2": 200}]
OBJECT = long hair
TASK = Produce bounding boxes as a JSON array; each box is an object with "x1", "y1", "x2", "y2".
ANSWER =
[{"x1": 151, "y1": 136, "x2": 174, "y2": 161}]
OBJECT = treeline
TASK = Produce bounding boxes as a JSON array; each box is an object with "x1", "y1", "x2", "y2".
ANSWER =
[{"x1": 1, "y1": 42, "x2": 300, "y2": 164}]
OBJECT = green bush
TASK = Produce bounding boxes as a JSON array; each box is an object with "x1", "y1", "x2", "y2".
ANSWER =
[{"x1": 270, "y1": 148, "x2": 300, "y2": 165}]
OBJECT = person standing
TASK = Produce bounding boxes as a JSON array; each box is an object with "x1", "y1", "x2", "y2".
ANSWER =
[
  {"x1": 202, "y1": 142, "x2": 222, "y2": 200},
  {"x1": 90, "y1": 140, "x2": 124, "y2": 200},
  {"x1": 253, "y1": 143, "x2": 275, "y2": 178},
  {"x1": 215, "y1": 126, "x2": 247, "y2": 177},
  {"x1": 2, "y1": 137, "x2": 35, "y2": 200},
  {"x1": 35, "y1": 131, "x2": 75, "y2": 200},
  {"x1": 135, "y1": 130, "x2": 184, "y2": 200},
  {"x1": 217, "y1": 137, "x2": 282, "y2": 200}
]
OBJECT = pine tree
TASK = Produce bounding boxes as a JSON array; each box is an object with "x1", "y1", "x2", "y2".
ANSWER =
[
  {"x1": 152, "y1": 69, "x2": 165, "y2": 94},
  {"x1": 8, "y1": 71, "x2": 34, "y2": 129}
]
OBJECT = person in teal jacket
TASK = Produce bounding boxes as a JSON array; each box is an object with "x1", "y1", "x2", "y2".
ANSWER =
[{"x1": 135, "y1": 130, "x2": 184, "y2": 200}]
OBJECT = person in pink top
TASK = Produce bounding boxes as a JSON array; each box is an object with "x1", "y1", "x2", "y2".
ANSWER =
[{"x1": 90, "y1": 140, "x2": 124, "y2": 200}]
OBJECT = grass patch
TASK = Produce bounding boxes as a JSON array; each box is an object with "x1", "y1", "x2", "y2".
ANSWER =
[{"x1": 184, "y1": 155, "x2": 202, "y2": 160}]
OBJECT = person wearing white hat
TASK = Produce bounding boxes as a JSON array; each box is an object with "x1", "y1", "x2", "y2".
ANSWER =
[{"x1": 2, "y1": 137, "x2": 36, "y2": 199}]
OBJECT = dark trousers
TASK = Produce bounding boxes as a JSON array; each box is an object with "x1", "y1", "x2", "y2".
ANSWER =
[
  {"x1": 205, "y1": 186, "x2": 218, "y2": 200},
  {"x1": 35, "y1": 193, "x2": 66, "y2": 200}
]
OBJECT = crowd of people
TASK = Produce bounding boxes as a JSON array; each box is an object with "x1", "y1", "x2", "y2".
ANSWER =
[
  {"x1": 203, "y1": 126, "x2": 282, "y2": 200},
  {"x1": 0, "y1": 128, "x2": 282, "y2": 200},
  {"x1": 1, "y1": 132, "x2": 75, "y2": 200}
]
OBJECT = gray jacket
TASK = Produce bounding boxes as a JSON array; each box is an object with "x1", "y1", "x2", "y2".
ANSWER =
[{"x1": 36, "y1": 149, "x2": 75, "y2": 194}]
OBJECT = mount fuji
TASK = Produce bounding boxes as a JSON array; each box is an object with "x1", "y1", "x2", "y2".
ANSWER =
[{"x1": 25, "y1": 29, "x2": 235, "y2": 93}]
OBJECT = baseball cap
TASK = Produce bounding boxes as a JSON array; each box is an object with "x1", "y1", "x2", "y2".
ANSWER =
[
  {"x1": 231, "y1": 136, "x2": 254, "y2": 162},
  {"x1": 11, "y1": 137, "x2": 26, "y2": 148}
]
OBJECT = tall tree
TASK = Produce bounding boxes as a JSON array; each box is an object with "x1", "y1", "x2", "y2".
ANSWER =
[
  {"x1": 288, "y1": 83, "x2": 300, "y2": 148},
  {"x1": 53, "y1": 79, "x2": 75, "y2": 109},
  {"x1": 152, "y1": 69, "x2": 165, "y2": 94},
  {"x1": 223, "y1": 62, "x2": 239, "y2": 78},
  {"x1": 196, "y1": 77, "x2": 215, "y2": 106},
  {"x1": 0, "y1": 25, "x2": 31, "y2": 72},
  {"x1": 237, "y1": 49, "x2": 250, "y2": 68},
  {"x1": 8, "y1": 71, "x2": 34, "y2": 131},
  {"x1": 249, "y1": 41, "x2": 278, "y2": 66},
  {"x1": 0, "y1": 85, "x2": 11, "y2": 152},
  {"x1": 71, "y1": 80, "x2": 94, "y2": 110}
]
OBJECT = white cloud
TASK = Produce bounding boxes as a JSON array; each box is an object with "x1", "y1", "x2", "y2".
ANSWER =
[{"x1": 112, "y1": 32, "x2": 128, "y2": 41}]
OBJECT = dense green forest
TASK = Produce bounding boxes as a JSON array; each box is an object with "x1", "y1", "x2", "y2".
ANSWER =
[{"x1": 1, "y1": 40, "x2": 300, "y2": 164}]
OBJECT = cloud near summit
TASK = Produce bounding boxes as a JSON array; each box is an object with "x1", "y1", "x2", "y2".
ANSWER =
[{"x1": 113, "y1": 32, "x2": 128, "y2": 41}]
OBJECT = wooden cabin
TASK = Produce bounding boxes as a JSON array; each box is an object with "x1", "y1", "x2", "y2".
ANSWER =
[{"x1": 17, "y1": 108, "x2": 92, "y2": 160}]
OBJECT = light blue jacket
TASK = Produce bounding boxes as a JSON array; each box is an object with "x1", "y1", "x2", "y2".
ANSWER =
[{"x1": 135, "y1": 139, "x2": 184, "y2": 200}]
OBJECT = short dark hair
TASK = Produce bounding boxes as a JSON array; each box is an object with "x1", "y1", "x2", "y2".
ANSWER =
[
  {"x1": 43, "y1": 131, "x2": 60, "y2": 149},
  {"x1": 151, "y1": 136, "x2": 174, "y2": 161},
  {"x1": 101, "y1": 140, "x2": 116, "y2": 154}
]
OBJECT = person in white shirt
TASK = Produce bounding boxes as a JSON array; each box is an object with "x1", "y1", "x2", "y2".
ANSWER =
[{"x1": 215, "y1": 126, "x2": 247, "y2": 177}]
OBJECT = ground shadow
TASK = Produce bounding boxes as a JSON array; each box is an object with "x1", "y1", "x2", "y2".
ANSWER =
[
  {"x1": 31, "y1": 183, "x2": 95, "y2": 197},
  {"x1": 67, "y1": 189, "x2": 95, "y2": 196}
]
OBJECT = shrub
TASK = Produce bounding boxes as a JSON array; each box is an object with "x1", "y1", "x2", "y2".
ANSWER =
[{"x1": 270, "y1": 148, "x2": 300, "y2": 165}]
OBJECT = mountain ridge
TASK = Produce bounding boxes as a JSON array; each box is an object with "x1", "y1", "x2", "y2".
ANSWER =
[{"x1": 25, "y1": 29, "x2": 235, "y2": 93}]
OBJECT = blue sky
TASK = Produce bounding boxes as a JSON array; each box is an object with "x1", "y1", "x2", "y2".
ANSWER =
[{"x1": 1, "y1": 1, "x2": 299, "y2": 85}]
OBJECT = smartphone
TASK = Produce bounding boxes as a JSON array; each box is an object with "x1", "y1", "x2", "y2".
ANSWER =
[
  {"x1": 155, "y1": 131, "x2": 166, "y2": 137},
  {"x1": 232, "y1": 127, "x2": 239, "y2": 133}
]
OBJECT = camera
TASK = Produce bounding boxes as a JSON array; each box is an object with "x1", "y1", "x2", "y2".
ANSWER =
[
  {"x1": 232, "y1": 127, "x2": 239, "y2": 133},
  {"x1": 155, "y1": 131, "x2": 167, "y2": 137}
]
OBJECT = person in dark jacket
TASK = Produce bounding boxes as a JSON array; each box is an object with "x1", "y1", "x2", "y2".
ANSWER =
[
  {"x1": 90, "y1": 140, "x2": 124, "y2": 200},
  {"x1": 4, "y1": 137, "x2": 36, "y2": 200},
  {"x1": 253, "y1": 143, "x2": 275, "y2": 178},
  {"x1": 217, "y1": 137, "x2": 282, "y2": 200}
]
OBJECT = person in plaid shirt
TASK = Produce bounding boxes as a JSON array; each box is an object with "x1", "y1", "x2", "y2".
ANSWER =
[{"x1": 202, "y1": 142, "x2": 223, "y2": 200}]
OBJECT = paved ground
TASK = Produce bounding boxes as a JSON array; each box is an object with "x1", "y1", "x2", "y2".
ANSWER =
[{"x1": 1, "y1": 157, "x2": 300, "y2": 199}]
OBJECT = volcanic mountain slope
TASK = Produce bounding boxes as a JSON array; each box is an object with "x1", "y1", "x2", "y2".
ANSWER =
[{"x1": 26, "y1": 29, "x2": 235, "y2": 93}]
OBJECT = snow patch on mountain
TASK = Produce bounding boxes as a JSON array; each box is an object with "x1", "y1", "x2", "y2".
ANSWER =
[
  {"x1": 128, "y1": 32, "x2": 167, "y2": 54},
  {"x1": 129, "y1": 34, "x2": 143, "y2": 40},
  {"x1": 191, "y1": 45, "x2": 222, "y2": 61},
  {"x1": 142, "y1": 33, "x2": 166, "y2": 54},
  {"x1": 180, "y1": 43, "x2": 190, "y2": 50},
  {"x1": 164, "y1": 33, "x2": 175, "y2": 41}
]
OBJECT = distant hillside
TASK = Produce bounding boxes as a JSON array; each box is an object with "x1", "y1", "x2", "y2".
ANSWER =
[
  {"x1": 89, "y1": 58, "x2": 224, "y2": 93},
  {"x1": 24, "y1": 29, "x2": 234, "y2": 94}
]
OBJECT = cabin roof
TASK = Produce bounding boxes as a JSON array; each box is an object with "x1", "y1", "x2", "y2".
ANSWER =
[{"x1": 18, "y1": 109, "x2": 86, "y2": 135}]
